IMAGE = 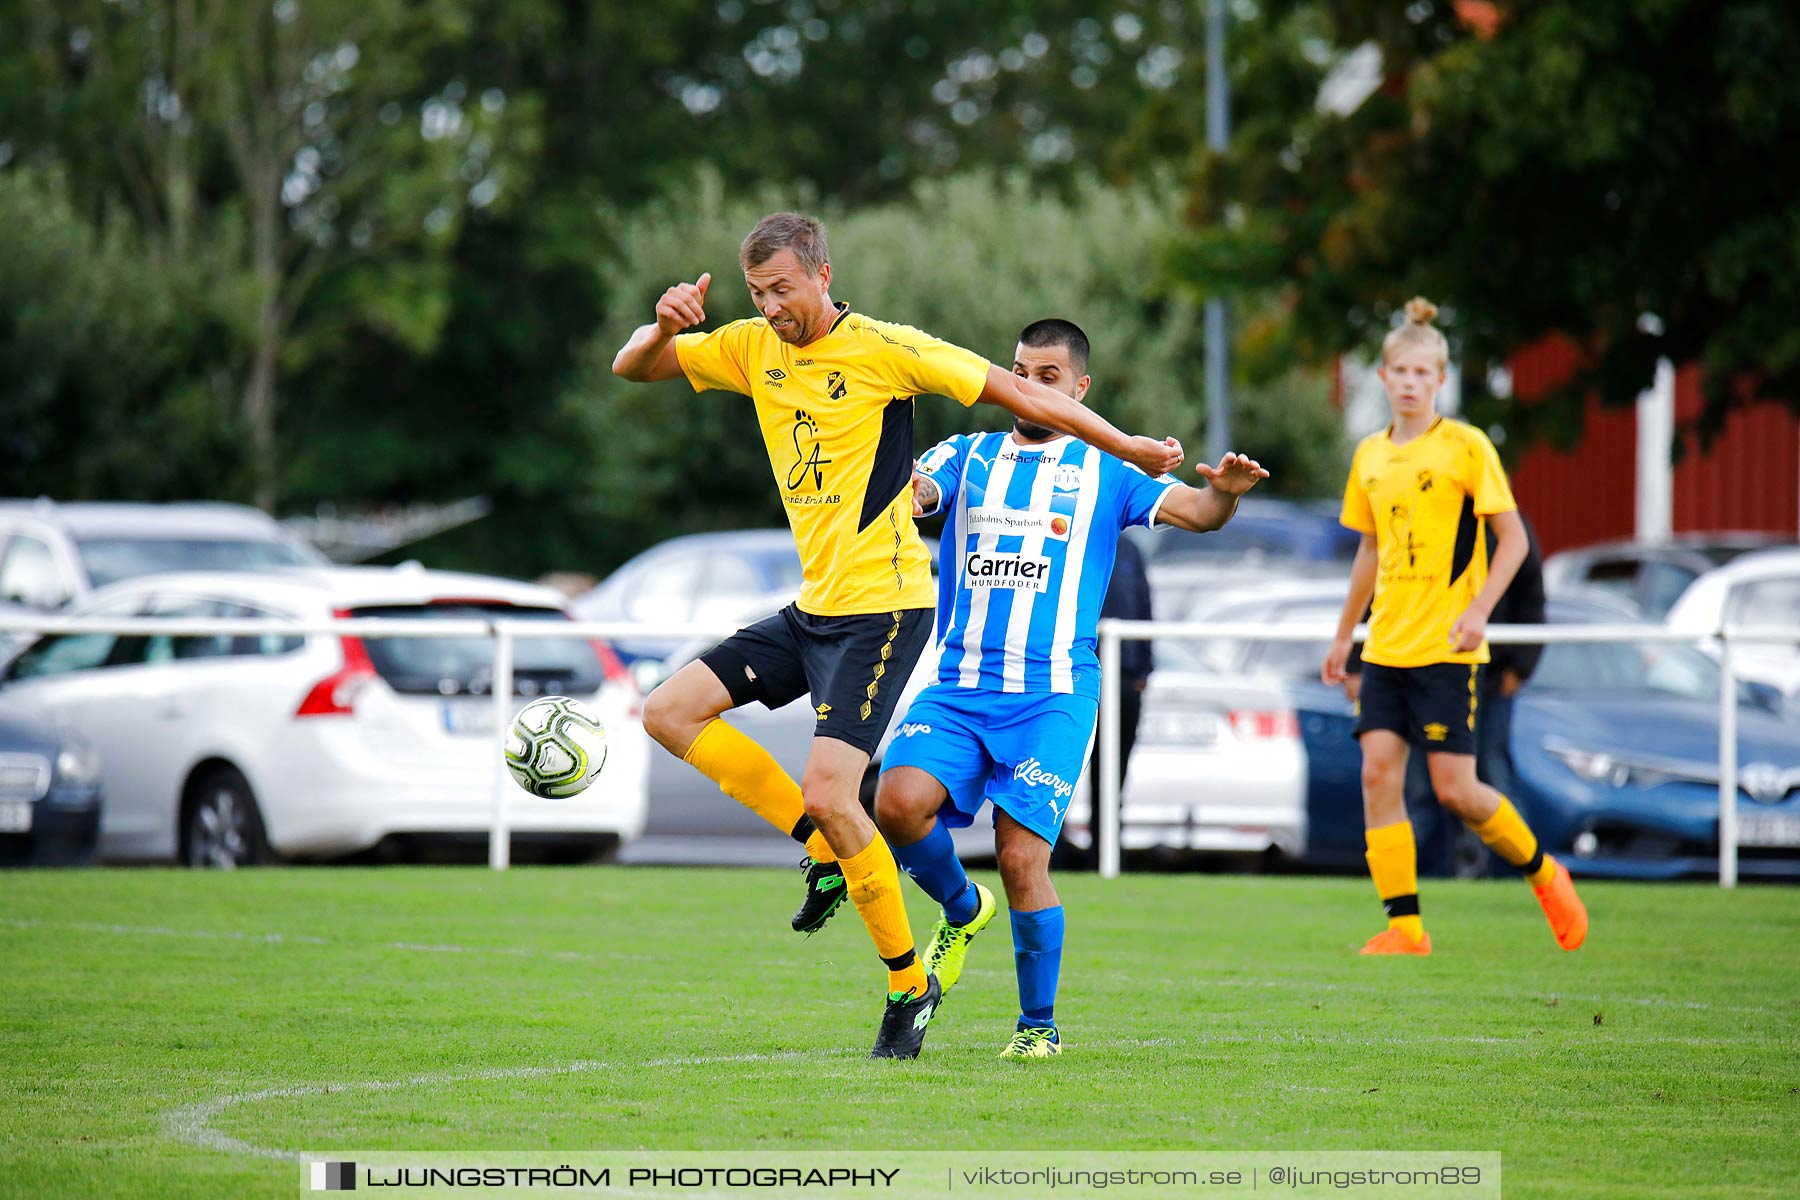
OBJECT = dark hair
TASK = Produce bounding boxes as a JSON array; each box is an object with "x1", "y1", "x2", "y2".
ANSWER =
[
  {"x1": 740, "y1": 212, "x2": 829, "y2": 275},
  {"x1": 1017, "y1": 318, "x2": 1090, "y2": 375}
]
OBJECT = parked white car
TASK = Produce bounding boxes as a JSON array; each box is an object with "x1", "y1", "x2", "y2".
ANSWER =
[
  {"x1": 0, "y1": 499, "x2": 326, "y2": 612},
  {"x1": 1058, "y1": 581, "x2": 1320, "y2": 864},
  {"x1": 0, "y1": 566, "x2": 648, "y2": 866},
  {"x1": 1665, "y1": 546, "x2": 1800, "y2": 701}
]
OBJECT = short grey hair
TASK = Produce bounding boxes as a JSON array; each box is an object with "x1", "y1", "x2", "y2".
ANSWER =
[{"x1": 740, "y1": 212, "x2": 829, "y2": 275}]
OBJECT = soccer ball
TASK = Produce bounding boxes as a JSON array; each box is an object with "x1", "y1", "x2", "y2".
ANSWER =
[{"x1": 504, "y1": 696, "x2": 608, "y2": 798}]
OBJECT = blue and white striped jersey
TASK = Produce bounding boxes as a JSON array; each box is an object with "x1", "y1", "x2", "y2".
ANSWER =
[{"x1": 916, "y1": 431, "x2": 1177, "y2": 700}]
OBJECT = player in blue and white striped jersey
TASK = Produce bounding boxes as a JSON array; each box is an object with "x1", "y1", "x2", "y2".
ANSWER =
[{"x1": 875, "y1": 318, "x2": 1269, "y2": 1060}]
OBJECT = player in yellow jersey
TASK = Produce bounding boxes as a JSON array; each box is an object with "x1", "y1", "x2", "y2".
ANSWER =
[
  {"x1": 1320, "y1": 298, "x2": 1587, "y2": 957},
  {"x1": 612, "y1": 212, "x2": 1184, "y2": 1056}
]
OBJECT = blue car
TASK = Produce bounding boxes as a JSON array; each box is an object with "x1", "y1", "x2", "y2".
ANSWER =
[
  {"x1": 1289, "y1": 596, "x2": 1800, "y2": 880},
  {"x1": 0, "y1": 709, "x2": 103, "y2": 867}
]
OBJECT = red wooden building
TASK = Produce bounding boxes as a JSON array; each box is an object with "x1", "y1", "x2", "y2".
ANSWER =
[{"x1": 1499, "y1": 338, "x2": 1798, "y2": 555}]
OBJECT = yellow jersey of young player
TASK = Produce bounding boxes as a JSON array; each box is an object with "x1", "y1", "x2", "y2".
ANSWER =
[
  {"x1": 1341, "y1": 416, "x2": 1517, "y2": 668},
  {"x1": 675, "y1": 304, "x2": 989, "y2": 616}
]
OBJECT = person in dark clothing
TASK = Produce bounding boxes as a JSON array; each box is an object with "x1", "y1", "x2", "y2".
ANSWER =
[
  {"x1": 1344, "y1": 512, "x2": 1546, "y2": 876},
  {"x1": 1471, "y1": 512, "x2": 1546, "y2": 799},
  {"x1": 1091, "y1": 533, "x2": 1154, "y2": 792}
]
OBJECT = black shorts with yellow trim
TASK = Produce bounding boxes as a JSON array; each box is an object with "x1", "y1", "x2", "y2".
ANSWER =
[
  {"x1": 1353, "y1": 661, "x2": 1482, "y2": 754},
  {"x1": 699, "y1": 603, "x2": 934, "y2": 756}
]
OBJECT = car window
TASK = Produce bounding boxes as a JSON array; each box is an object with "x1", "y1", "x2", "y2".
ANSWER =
[
  {"x1": 350, "y1": 603, "x2": 603, "y2": 696},
  {"x1": 75, "y1": 536, "x2": 312, "y2": 589},
  {"x1": 131, "y1": 595, "x2": 304, "y2": 662},
  {"x1": 3, "y1": 594, "x2": 145, "y2": 681},
  {"x1": 693, "y1": 554, "x2": 768, "y2": 624},
  {"x1": 1154, "y1": 600, "x2": 1254, "y2": 674},
  {"x1": 1580, "y1": 558, "x2": 1641, "y2": 591},
  {"x1": 621, "y1": 552, "x2": 704, "y2": 624},
  {"x1": 1532, "y1": 639, "x2": 1732, "y2": 700},
  {"x1": 1641, "y1": 561, "x2": 1698, "y2": 617},
  {"x1": 0, "y1": 534, "x2": 69, "y2": 610},
  {"x1": 219, "y1": 601, "x2": 306, "y2": 657},
  {"x1": 1727, "y1": 576, "x2": 1800, "y2": 636},
  {"x1": 1245, "y1": 600, "x2": 1341, "y2": 678}
]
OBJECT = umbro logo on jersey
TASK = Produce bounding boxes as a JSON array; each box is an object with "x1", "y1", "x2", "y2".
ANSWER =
[
  {"x1": 766, "y1": 368, "x2": 786, "y2": 381},
  {"x1": 1424, "y1": 722, "x2": 1449, "y2": 742},
  {"x1": 816, "y1": 702, "x2": 832, "y2": 720}
]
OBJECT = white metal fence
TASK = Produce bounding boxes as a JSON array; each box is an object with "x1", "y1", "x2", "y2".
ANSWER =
[{"x1": 1, "y1": 612, "x2": 1794, "y2": 885}]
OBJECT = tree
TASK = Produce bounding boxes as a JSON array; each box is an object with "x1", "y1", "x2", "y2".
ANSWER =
[
  {"x1": 0, "y1": 166, "x2": 237, "y2": 498},
  {"x1": 1185, "y1": 0, "x2": 1800, "y2": 451},
  {"x1": 0, "y1": 0, "x2": 535, "y2": 507}
]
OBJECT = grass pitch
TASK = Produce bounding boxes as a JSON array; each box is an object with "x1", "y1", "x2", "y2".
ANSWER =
[{"x1": 3, "y1": 867, "x2": 1797, "y2": 1198}]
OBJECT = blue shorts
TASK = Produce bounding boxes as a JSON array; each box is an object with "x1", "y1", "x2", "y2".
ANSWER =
[{"x1": 882, "y1": 684, "x2": 1099, "y2": 845}]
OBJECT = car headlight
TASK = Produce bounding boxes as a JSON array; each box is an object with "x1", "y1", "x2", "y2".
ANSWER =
[
  {"x1": 1542, "y1": 737, "x2": 1711, "y2": 790},
  {"x1": 55, "y1": 738, "x2": 102, "y2": 788}
]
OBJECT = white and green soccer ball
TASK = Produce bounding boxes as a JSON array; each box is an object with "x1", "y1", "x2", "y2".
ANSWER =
[{"x1": 504, "y1": 696, "x2": 608, "y2": 798}]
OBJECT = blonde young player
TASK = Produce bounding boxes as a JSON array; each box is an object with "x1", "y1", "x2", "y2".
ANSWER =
[
  {"x1": 1320, "y1": 299, "x2": 1587, "y2": 956},
  {"x1": 612, "y1": 213, "x2": 1184, "y2": 1056}
]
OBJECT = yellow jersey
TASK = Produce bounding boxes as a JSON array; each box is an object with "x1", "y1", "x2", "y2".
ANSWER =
[
  {"x1": 1341, "y1": 416, "x2": 1517, "y2": 668},
  {"x1": 675, "y1": 304, "x2": 989, "y2": 616}
]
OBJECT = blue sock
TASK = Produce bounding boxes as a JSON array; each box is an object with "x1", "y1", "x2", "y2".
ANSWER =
[
  {"x1": 1010, "y1": 906, "x2": 1064, "y2": 1028},
  {"x1": 891, "y1": 821, "x2": 980, "y2": 926}
]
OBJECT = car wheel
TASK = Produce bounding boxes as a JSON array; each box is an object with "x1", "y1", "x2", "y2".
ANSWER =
[{"x1": 182, "y1": 766, "x2": 272, "y2": 869}]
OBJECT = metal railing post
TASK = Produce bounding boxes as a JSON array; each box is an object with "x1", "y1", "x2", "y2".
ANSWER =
[
  {"x1": 1717, "y1": 632, "x2": 1738, "y2": 889},
  {"x1": 1098, "y1": 622, "x2": 1122, "y2": 880},
  {"x1": 489, "y1": 623, "x2": 515, "y2": 871}
]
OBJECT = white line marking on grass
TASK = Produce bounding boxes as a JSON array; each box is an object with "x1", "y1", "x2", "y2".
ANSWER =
[
  {"x1": 0, "y1": 918, "x2": 656, "y2": 964},
  {"x1": 163, "y1": 1051, "x2": 812, "y2": 1162}
]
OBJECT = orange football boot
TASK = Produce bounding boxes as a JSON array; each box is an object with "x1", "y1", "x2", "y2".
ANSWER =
[
  {"x1": 1533, "y1": 858, "x2": 1588, "y2": 951},
  {"x1": 1360, "y1": 928, "x2": 1432, "y2": 955}
]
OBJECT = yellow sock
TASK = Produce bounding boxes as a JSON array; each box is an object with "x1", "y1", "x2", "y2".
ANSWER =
[
  {"x1": 1469, "y1": 797, "x2": 1556, "y2": 887},
  {"x1": 681, "y1": 719, "x2": 811, "y2": 843},
  {"x1": 838, "y1": 833, "x2": 928, "y2": 996},
  {"x1": 1365, "y1": 820, "x2": 1424, "y2": 942},
  {"x1": 803, "y1": 829, "x2": 837, "y2": 866}
]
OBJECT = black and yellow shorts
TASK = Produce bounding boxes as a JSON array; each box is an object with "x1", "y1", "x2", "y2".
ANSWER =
[
  {"x1": 1353, "y1": 662, "x2": 1482, "y2": 755},
  {"x1": 700, "y1": 603, "x2": 933, "y2": 755}
]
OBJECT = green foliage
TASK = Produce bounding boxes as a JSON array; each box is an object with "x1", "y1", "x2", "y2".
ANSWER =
[
  {"x1": 559, "y1": 169, "x2": 1348, "y2": 575},
  {"x1": 1191, "y1": 0, "x2": 1800, "y2": 454},
  {"x1": 0, "y1": 166, "x2": 243, "y2": 498},
  {"x1": 0, "y1": 0, "x2": 1336, "y2": 575}
]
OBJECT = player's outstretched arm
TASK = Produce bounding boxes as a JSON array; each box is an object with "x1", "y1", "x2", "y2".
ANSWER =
[
  {"x1": 1154, "y1": 452, "x2": 1270, "y2": 533},
  {"x1": 1322, "y1": 534, "x2": 1378, "y2": 685},
  {"x1": 612, "y1": 272, "x2": 712, "y2": 382},
  {"x1": 976, "y1": 365, "x2": 1183, "y2": 476}
]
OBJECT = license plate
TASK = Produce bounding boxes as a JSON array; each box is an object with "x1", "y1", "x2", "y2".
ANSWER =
[
  {"x1": 1737, "y1": 814, "x2": 1800, "y2": 847},
  {"x1": 0, "y1": 801, "x2": 30, "y2": 833},
  {"x1": 442, "y1": 700, "x2": 498, "y2": 737}
]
